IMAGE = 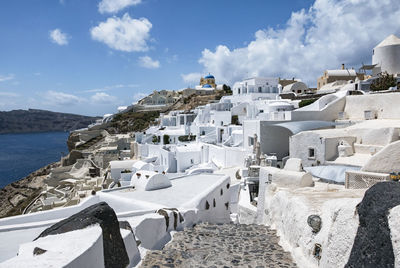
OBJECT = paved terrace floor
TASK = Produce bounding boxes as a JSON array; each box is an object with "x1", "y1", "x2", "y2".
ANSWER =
[{"x1": 140, "y1": 223, "x2": 297, "y2": 268}]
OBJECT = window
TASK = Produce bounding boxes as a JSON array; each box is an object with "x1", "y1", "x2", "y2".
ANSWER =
[
  {"x1": 248, "y1": 136, "x2": 255, "y2": 146},
  {"x1": 308, "y1": 148, "x2": 315, "y2": 159},
  {"x1": 238, "y1": 88, "x2": 241, "y2": 94},
  {"x1": 258, "y1": 86, "x2": 262, "y2": 93}
]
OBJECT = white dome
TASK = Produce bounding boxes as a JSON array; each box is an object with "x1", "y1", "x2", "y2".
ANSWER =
[
  {"x1": 131, "y1": 171, "x2": 171, "y2": 191},
  {"x1": 282, "y1": 81, "x2": 308, "y2": 93}
]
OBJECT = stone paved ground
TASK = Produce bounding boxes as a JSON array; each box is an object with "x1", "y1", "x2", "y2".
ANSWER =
[{"x1": 140, "y1": 223, "x2": 297, "y2": 268}]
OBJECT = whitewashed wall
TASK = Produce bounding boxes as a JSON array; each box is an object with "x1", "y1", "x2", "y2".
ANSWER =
[{"x1": 344, "y1": 93, "x2": 400, "y2": 120}]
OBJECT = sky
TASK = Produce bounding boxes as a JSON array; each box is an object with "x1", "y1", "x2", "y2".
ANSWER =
[{"x1": 0, "y1": 0, "x2": 399, "y2": 116}]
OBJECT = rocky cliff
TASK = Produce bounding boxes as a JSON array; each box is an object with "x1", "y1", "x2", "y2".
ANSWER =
[{"x1": 0, "y1": 109, "x2": 100, "y2": 134}]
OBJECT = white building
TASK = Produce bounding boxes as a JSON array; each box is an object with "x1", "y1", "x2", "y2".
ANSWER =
[
  {"x1": 372, "y1": 34, "x2": 400, "y2": 76},
  {"x1": 230, "y1": 77, "x2": 280, "y2": 102},
  {"x1": 282, "y1": 81, "x2": 308, "y2": 95}
]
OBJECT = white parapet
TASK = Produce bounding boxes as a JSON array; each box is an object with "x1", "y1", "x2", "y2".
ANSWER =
[
  {"x1": 260, "y1": 166, "x2": 314, "y2": 189},
  {"x1": 0, "y1": 225, "x2": 104, "y2": 268},
  {"x1": 257, "y1": 182, "x2": 365, "y2": 268}
]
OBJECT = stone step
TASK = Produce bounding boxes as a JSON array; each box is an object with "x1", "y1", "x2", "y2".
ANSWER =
[{"x1": 140, "y1": 223, "x2": 296, "y2": 268}]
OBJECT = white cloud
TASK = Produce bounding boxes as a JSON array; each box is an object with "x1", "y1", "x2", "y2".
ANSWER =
[
  {"x1": 90, "y1": 92, "x2": 118, "y2": 104},
  {"x1": 0, "y1": 74, "x2": 15, "y2": 82},
  {"x1": 181, "y1": 72, "x2": 202, "y2": 84},
  {"x1": 98, "y1": 0, "x2": 142, "y2": 14},
  {"x1": 138, "y1": 56, "x2": 160, "y2": 69},
  {"x1": 83, "y1": 83, "x2": 139, "y2": 93},
  {"x1": 49, "y1": 29, "x2": 69, "y2": 45},
  {"x1": 44, "y1": 91, "x2": 82, "y2": 106},
  {"x1": 196, "y1": 0, "x2": 400, "y2": 86},
  {"x1": 90, "y1": 13, "x2": 152, "y2": 52},
  {"x1": 0, "y1": 92, "x2": 19, "y2": 97}
]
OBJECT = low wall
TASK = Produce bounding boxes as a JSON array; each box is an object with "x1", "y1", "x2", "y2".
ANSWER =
[
  {"x1": 0, "y1": 225, "x2": 105, "y2": 268},
  {"x1": 344, "y1": 93, "x2": 400, "y2": 120},
  {"x1": 183, "y1": 175, "x2": 231, "y2": 224},
  {"x1": 291, "y1": 95, "x2": 346, "y2": 121},
  {"x1": 208, "y1": 145, "x2": 248, "y2": 168},
  {"x1": 388, "y1": 205, "x2": 400, "y2": 268},
  {"x1": 0, "y1": 196, "x2": 101, "y2": 229},
  {"x1": 121, "y1": 229, "x2": 141, "y2": 267},
  {"x1": 258, "y1": 182, "x2": 362, "y2": 268}
]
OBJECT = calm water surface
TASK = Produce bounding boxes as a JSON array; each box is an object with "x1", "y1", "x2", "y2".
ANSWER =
[{"x1": 0, "y1": 132, "x2": 69, "y2": 188}]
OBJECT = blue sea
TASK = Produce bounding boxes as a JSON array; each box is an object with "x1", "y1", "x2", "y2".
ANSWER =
[{"x1": 0, "y1": 132, "x2": 70, "y2": 189}]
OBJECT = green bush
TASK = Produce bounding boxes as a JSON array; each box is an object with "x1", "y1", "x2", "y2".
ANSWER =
[
  {"x1": 163, "y1": 134, "x2": 170, "y2": 144},
  {"x1": 178, "y1": 135, "x2": 196, "y2": 142},
  {"x1": 231, "y1": 115, "x2": 239, "y2": 125},
  {"x1": 370, "y1": 72, "x2": 397, "y2": 91},
  {"x1": 152, "y1": 135, "x2": 160, "y2": 143},
  {"x1": 299, "y1": 98, "x2": 318, "y2": 108}
]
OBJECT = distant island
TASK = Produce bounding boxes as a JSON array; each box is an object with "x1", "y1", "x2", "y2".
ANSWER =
[{"x1": 0, "y1": 109, "x2": 100, "y2": 134}]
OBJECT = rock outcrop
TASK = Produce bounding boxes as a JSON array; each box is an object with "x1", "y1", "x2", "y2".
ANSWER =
[
  {"x1": 345, "y1": 181, "x2": 400, "y2": 267},
  {"x1": 0, "y1": 161, "x2": 60, "y2": 218}
]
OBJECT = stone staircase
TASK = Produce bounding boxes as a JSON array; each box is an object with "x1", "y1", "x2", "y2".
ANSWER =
[{"x1": 140, "y1": 223, "x2": 296, "y2": 268}]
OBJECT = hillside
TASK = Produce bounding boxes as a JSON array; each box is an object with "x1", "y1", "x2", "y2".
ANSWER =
[
  {"x1": 108, "y1": 90, "x2": 231, "y2": 133},
  {"x1": 0, "y1": 109, "x2": 100, "y2": 134}
]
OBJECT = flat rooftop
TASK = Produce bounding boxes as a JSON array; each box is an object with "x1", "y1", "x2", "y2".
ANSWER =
[{"x1": 105, "y1": 173, "x2": 227, "y2": 208}]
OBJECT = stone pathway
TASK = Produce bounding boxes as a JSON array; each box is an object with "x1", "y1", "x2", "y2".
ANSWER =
[{"x1": 140, "y1": 223, "x2": 297, "y2": 268}]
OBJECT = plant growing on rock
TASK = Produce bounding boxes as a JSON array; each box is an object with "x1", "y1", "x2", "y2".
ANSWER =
[{"x1": 370, "y1": 72, "x2": 397, "y2": 91}]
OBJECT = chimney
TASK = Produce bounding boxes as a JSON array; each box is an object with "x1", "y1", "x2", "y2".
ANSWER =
[{"x1": 341, "y1": 64, "x2": 345, "y2": 70}]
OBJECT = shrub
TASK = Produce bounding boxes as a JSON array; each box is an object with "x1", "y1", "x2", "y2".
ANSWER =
[
  {"x1": 163, "y1": 134, "x2": 170, "y2": 144},
  {"x1": 370, "y1": 72, "x2": 397, "y2": 91},
  {"x1": 231, "y1": 115, "x2": 240, "y2": 125},
  {"x1": 299, "y1": 98, "x2": 318, "y2": 108},
  {"x1": 178, "y1": 135, "x2": 196, "y2": 142}
]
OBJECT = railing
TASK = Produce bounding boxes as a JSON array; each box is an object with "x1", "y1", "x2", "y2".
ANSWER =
[{"x1": 345, "y1": 170, "x2": 390, "y2": 189}]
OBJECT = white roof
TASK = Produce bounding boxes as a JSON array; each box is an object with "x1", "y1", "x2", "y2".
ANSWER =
[
  {"x1": 231, "y1": 130, "x2": 243, "y2": 135},
  {"x1": 269, "y1": 101, "x2": 294, "y2": 107},
  {"x1": 375, "y1": 34, "x2": 400, "y2": 48},
  {"x1": 98, "y1": 146, "x2": 118, "y2": 151},
  {"x1": 110, "y1": 160, "x2": 136, "y2": 169},
  {"x1": 175, "y1": 144, "x2": 202, "y2": 153},
  {"x1": 113, "y1": 173, "x2": 227, "y2": 207},
  {"x1": 326, "y1": 69, "x2": 356, "y2": 77},
  {"x1": 132, "y1": 161, "x2": 152, "y2": 170},
  {"x1": 159, "y1": 127, "x2": 185, "y2": 136},
  {"x1": 282, "y1": 81, "x2": 308, "y2": 93}
]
